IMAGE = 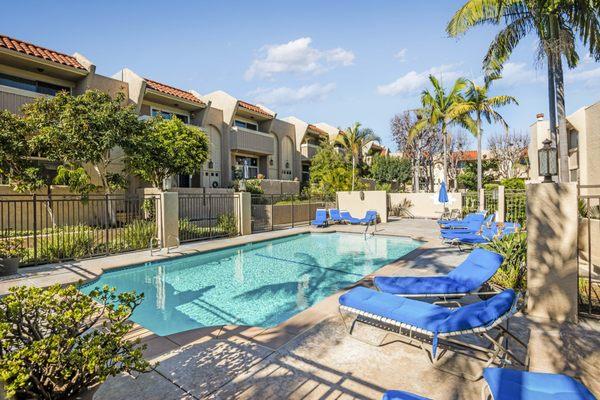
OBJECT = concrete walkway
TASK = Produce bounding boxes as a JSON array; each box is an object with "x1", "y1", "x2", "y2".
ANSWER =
[{"x1": 4, "y1": 219, "x2": 599, "y2": 399}]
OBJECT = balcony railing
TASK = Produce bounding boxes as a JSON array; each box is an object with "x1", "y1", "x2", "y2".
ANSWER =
[{"x1": 230, "y1": 126, "x2": 274, "y2": 155}]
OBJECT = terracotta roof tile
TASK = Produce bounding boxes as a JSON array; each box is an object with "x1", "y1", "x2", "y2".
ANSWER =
[
  {"x1": 0, "y1": 34, "x2": 86, "y2": 70},
  {"x1": 307, "y1": 124, "x2": 328, "y2": 136},
  {"x1": 144, "y1": 78, "x2": 204, "y2": 106},
  {"x1": 238, "y1": 100, "x2": 273, "y2": 117}
]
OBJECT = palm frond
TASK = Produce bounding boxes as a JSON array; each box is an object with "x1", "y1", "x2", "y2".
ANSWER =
[{"x1": 483, "y1": 15, "x2": 533, "y2": 75}]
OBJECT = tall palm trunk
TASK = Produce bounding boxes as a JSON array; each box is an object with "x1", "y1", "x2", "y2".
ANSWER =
[
  {"x1": 414, "y1": 145, "x2": 421, "y2": 192},
  {"x1": 476, "y1": 113, "x2": 483, "y2": 192},
  {"x1": 351, "y1": 156, "x2": 356, "y2": 191},
  {"x1": 441, "y1": 123, "x2": 448, "y2": 185},
  {"x1": 554, "y1": 56, "x2": 570, "y2": 182},
  {"x1": 547, "y1": 54, "x2": 558, "y2": 145}
]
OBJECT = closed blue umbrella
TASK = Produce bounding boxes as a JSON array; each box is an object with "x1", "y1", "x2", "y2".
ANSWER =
[{"x1": 438, "y1": 181, "x2": 449, "y2": 205}]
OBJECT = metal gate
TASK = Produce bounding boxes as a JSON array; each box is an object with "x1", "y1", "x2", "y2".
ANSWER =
[
  {"x1": 578, "y1": 184, "x2": 600, "y2": 318},
  {"x1": 178, "y1": 193, "x2": 239, "y2": 242}
]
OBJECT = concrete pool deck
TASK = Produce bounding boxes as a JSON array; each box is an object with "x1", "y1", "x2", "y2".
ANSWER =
[{"x1": 2, "y1": 219, "x2": 599, "y2": 399}]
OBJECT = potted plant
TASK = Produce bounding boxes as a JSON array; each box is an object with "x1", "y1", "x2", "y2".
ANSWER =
[{"x1": 0, "y1": 238, "x2": 26, "y2": 276}]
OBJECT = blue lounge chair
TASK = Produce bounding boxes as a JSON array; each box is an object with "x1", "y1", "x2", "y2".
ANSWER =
[
  {"x1": 382, "y1": 391, "x2": 430, "y2": 400},
  {"x1": 311, "y1": 209, "x2": 328, "y2": 227},
  {"x1": 374, "y1": 248, "x2": 503, "y2": 298},
  {"x1": 360, "y1": 210, "x2": 378, "y2": 224},
  {"x1": 340, "y1": 211, "x2": 361, "y2": 224},
  {"x1": 448, "y1": 224, "x2": 520, "y2": 250},
  {"x1": 329, "y1": 208, "x2": 343, "y2": 223},
  {"x1": 483, "y1": 368, "x2": 595, "y2": 400},
  {"x1": 439, "y1": 211, "x2": 485, "y2": 229},
  {"x1": 440, "y1": 212, "x2": 495, "y2": 236},
  {"x1": 339, "y1": 287, "x2": 525, "y2": 380}
]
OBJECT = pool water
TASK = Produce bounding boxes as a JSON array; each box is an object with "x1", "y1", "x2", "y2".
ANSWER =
[{"x1": 80, "y1": 233, "x2": 421, "y2": 336}]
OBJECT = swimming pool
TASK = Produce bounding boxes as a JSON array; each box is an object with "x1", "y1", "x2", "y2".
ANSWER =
[{"x1": 80, "y1": 232, "x2": 421, "y2": 336}]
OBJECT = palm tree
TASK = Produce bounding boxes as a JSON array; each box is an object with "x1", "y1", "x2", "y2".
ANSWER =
[
  {"x1": 336, "y1": 122, "x2": 381, "y2": 190},
  {"x1": 450, "y1": 75, "x2": 518, "y2": 192},
  {"x1": 411, "y1": 75, "x2": 474, "y2": 185},
  {"x1": 447, "y1": 0, "x2": 600, "y2": 182}
]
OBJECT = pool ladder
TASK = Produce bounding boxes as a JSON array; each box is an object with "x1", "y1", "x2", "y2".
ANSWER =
[{"x1": 363, "y1": 219, "x2": 377, "y2": 238}]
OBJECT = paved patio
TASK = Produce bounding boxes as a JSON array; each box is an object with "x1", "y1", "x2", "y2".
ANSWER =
[{"x1": 3, "y1": 219, "x2": 599, "y2": 399}]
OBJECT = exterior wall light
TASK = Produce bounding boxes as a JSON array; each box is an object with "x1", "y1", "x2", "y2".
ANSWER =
[
  {"x1": 208, "y1": 160, "x2": 214, "y2": 169},
  {"x1": 285, "y1": 161, "x2": 290, "y2": 169},
  {"x1": 538, "y1": 138, "x2": 558, "y2": 183},
  {"x1": 269, "y1": 159, "x2": 274, "y2": 166}
]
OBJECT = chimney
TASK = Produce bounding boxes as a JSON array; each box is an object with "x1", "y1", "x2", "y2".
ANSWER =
[{"x1": 536, "y1": 113, "x2": 544, "y2": 121}]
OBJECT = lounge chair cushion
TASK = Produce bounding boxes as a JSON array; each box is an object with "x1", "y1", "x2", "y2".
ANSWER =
[
  {"x1": 382, "y1": 390, "x2": 431, "y2": 400},
  {"x1": 483, "y1": 368, "x2": 595, "y2": 400},
  {"x1": 374, "y1": 248, "x2": 503, "y2": 295},
  {"x1": 339, "y1": 286, "x2": 516, "y2": 335},
  {"x1": 374, "y1": 276, "x2": 472, "y2": 296}
]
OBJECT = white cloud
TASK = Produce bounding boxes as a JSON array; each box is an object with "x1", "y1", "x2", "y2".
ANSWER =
[
  {"x1": 244, "y1": 37, "x2": 354, "y2": 80},
  {"x1": 377, "y1": 64, "x2": 462, "y2": 96},
  {"x1": 250, "y1": 83, "x2": 336, "y2": 106},
  {"x1": 394, "y1": 48, "x2": 407, "y2": 62},
  {"x1": 495, "y1": 62, "x2": 544, "y2": 86},
  {"x1": 566, "y1": 66, "x2": 600, "y2": 84}
]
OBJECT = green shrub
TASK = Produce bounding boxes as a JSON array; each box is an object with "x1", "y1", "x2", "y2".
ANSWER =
[
  {"x1": 119, "y1": 219, "x2": 156, "y2": 250},
  {"x1": 481, "y1": 231, "x2": 527, "y2": 290},
  {"x1": 500, "y1": 177, "x2": 525, "y2": 190},
  {"x1": 0, "y1": 238, "x2": 27, "y2": 259},
  {"x1": 0, "y1": 284, "x2": 150, "y2": 399},
  {"x1": 216, "y1": 213, "x2": 238, "y2": 236},
  {"x1": 375, "y1": 182, "x2": 392, "y2": 192},
  {"x1": 179, "y1": 218, "x2": 209, "y2": 238},
  {"x1": 36, "y1": 226, "x2": 97, "y2": 262},
  {"x1": 390, "y1": 198, "x2": 413, "y2": 217}
]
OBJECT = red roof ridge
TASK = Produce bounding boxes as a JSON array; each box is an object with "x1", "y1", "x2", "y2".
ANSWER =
[
  {"x1": 307, "y1": 124, "x2": 328, "y2": 136},
  {"x1": 144, "y1": 78, "x2": 204, "y2": 106},
  {"x1": 0, "y1": 33, "x2": 86, "y2": 70},
  {"x1": 238, "y1": 100, "x2": 273, "y2": 117}
]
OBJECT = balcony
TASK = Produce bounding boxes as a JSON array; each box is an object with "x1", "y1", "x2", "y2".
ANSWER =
[
  {"x1": 230, "y1": 126, "x2": 274, "y2": 155},
  {"x1": 301, "y1": 143, "x2": 319, "y2": 160}
]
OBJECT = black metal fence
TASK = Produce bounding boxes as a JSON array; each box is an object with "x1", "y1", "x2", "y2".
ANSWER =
[
  {"x1": 251, "y1": 194, "x2": 336, "y2": 233},
  {"x1": 578, "y1": 184, "x2": 600, "y2": 318},
  {"x1": 0, "y1": 194, "x2": 160, "y2": 266},
  {"x1": 178, "y1": 193, "x2": 239, "y2": 242}
]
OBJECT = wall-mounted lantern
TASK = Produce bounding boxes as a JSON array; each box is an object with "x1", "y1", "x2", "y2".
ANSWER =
[
  {"x1": 208, "y1": 160, "x2": 214, "y2": 169},
  {"x1": 285, "y1": 161, "x2": 290, "y2": 169},
  {"x1": 538, "y1": 138, "x2": 558, "y2": 183},
  {"x1": 269, "y1": 159, "x2": 274, "y2": 166}
]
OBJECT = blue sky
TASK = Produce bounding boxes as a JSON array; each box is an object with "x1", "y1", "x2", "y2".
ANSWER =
[{"x1": 3, "y1": 0, "x2": 599, "y2": 150}]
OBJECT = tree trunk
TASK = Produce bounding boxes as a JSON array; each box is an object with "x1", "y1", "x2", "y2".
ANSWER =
[
  {"x1": 414, "y1": 145, "x2": 421, "y2": 193},
  {"x1": 547, "y1": 54, "x2": 558, "y2": 145},
  {"x1": 554, "y1": 55, "x2": 570, "y2": 182},
  {"x1": 351, "y1": 156, "x2": 356, "y2": 191},
  {"x1": 442, "y1": 124, "x2": 448, "y2": 185},
  {"x1": 476, "y1": 114, "x2": 483, "y2": 192},
  {"x1": 429, "y1": 160, "x2": 434, "y2": 192}
]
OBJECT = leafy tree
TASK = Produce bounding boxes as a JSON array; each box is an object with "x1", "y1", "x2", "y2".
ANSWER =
[
  {"x1": 450, "y1": 76, "x2": 517, "y2": 192},
  {"x1": 25, "y1": 90, "x2": 143, "y2": 194},
  {"x1": 411, "y1": 76, "x2": 475, "y2": 185},
  {"x1": 500, "y1": 177, "x2": 526, "y2": 190},
  {"x1": 0, "y1": 110, "x2": 40, "y2": 190},
  {"x1": 308, "y1": 143, "x2": 360, "y2": 196},
  {"x1": 335, "y1": 122, "x2": 380, "y2": 190},
  {"x1": 488, "y1": 129, "x2": 530, "y2": 179},
  {"x1": 370, "y1": 155, "x2": 412, "y2": 190},
  {"x1": 457, "y1": 159, "x2": 498, "y2": 190},
  {"x1": 126, "y1": 117, "x2": 209, "y2": 190},
  {"x1": 447, "y1": 0, "x2": 600, "y2": 182},
  {"x1": 0, "y1": 284, "x2": 150, "y2": 399}
]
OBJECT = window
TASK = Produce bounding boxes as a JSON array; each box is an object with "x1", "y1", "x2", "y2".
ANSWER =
[
  {"x1": 150, "y1": 108, "x2": 189, "y2": 124},
  {"x1": 232, "y1": 156, "x2": 258, "y2": 179},
  {"x1": 0, "y1": 72, "x2": 70, "y2": 96},
  {"x1": 234, "y1": 120, "x2": 258, "y2": 131},
  {"x1": 568, "y1": 131, "x2": 578, "y2": 151}
]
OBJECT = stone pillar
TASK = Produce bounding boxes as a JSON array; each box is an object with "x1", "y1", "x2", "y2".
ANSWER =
[
  {"x1": 236, "y1": 192, "x2": 252, "y2": 235},
  {"x1": 497, "y1": 185, "x2": 505, "y2": 223},
  {"x1": 526, "y1": 182, "x2": 578, "y2": 323},
  {"x1": 479, "y1": 188, "x2": 485, "y2": 211},
  {"x1": 158, "y1": 191, "x2": 179, "y2": 248}
]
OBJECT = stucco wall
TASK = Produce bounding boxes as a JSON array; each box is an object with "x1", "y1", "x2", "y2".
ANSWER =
[
  {"x1": 336, "y1": 190, "x2": 388, "y2": 223},
  {"x1": 388, "y1": 192, "x2": 463, "y2": 219},
  {"x1": 256, "y1": 179, "x2": 300, "y2": 195}
]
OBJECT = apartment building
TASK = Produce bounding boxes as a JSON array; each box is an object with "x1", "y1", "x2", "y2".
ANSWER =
[
  {"x1": 202, "y1": 91, "x2": 300, "y2": 184},
  {"x1": 529, "y1": 103, "x2": 600, "y2": 185},
  {"x1": 283, "y1": 117, "x2": 330, "y2": 183},
  {"x1": 0, "y1": 34, "x2": 129, "y2": 187},
  {"x1": 0, "y1": 33, "x2": 378, "y2": 192}
]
